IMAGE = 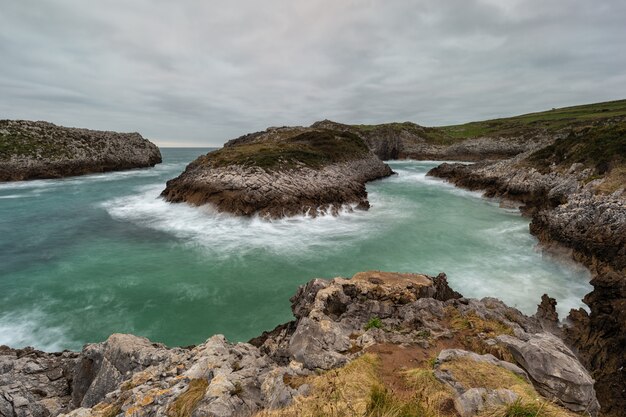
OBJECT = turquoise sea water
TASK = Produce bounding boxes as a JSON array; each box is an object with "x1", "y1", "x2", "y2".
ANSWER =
[{"x1": 0, "y1": 148, "x2": 591, "y2": 351}]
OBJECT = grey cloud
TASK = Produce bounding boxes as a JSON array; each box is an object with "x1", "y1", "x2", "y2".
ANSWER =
[{"x1": 0, "y1": 0, "x2": 624, "y2": 146}]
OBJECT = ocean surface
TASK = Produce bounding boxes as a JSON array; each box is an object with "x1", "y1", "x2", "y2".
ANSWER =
[{"x1": 0, "y1": 148, "x2": 592, "y2": 351}]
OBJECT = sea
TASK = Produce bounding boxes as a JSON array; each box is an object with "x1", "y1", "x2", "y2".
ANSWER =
[{"x1": 0, "y1": 148, "x2": 592, "y2": 351}]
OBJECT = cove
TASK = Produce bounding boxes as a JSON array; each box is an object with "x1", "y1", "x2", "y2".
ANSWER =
[{"x1": 0, "y1": 148, "x2": 592, "y2": 351}]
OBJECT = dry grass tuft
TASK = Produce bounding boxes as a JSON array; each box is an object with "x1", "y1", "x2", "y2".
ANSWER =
[{"x1": 167, "y1": 378, "x2": 209, "y2": 417}]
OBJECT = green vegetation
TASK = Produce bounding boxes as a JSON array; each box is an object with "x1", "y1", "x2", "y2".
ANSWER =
[
  {"x1": 350, "y1": 99, "x2": 626, "y2": 144},
  {"x1": 527, "y1": 124, "x2": 626, "y2": 171},
  {"x1": 202, "y1": 129, "x2": 370, "y2": 170},
  {"x1": 366, "y1": 385, "x2": 424, "y2": 417},
  {"x1": 438, "y1": 99, "x2": 626, "y2": 139},
  {"x1": 526, "y1": 122, "x2": 626, "y2": 193},
  {"x1": 502, "y1": 399, "x2": 546, "y2": 417},
  {"x1": 365, "y1": 317, "x2": 383, "y2": 330}
]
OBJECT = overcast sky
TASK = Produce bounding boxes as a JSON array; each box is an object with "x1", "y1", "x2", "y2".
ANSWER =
[{"x1": 1, "y1": 0, "x2": 625, "y2": 146}]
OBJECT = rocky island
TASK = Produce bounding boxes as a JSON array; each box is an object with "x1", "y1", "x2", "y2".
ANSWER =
[
  {"x1": 161, "y1": 127, "x2": 392, "y2": 218},
  {"x1": 0, "y1": 120, "x2": 162, "y2": 181},
  {"x1": 0, "y1": 271, "x2": 598, "y2": 417}
]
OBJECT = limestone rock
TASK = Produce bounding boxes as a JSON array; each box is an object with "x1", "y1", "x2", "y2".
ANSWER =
[
  {"x1": 497, "y1": 333, "x2": 600, "y2": 415},
  {"x1": 0, "y1": 120, "x2": 161, "y2": 181}
]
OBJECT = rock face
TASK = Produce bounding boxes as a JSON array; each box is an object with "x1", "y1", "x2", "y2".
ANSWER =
[
  {"x1": 161, "y1": 126, "x2": 393, "y2": 218},
  {"x1": 0, "y1": 271, "x2": 597, "y2": 417},
  {"x1": 311, "y1": 119, "x2": 552, "y2": 161},
  {"x1": 428, "y1": 134, "x2": 626, "y2": 414},
  {"x1": 0, "y1": 120, "x2": 162, "y2": 181},
  {"x1": 497, "y1": 333, "x2": 600, "y2": 414}
]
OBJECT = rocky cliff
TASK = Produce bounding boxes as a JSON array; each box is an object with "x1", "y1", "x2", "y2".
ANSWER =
[
  {"x1": 0, "y1": 120, "x2": 162, "y2": 181},
  {"x1": 161, "y1": 127, "x2": 393, "y2": 218},
  {"x1": 310, "y1": 119, "x2": 553, "y2": 161},
  {"x1": 428, "y1": 117, "x2": 626, "y2": 416},
  {"x1": 0, "y1": 271, "x2": 596, "y2": 417}
]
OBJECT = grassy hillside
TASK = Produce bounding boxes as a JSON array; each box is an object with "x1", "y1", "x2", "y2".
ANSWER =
[
  {"x1": 438, "y1": 99, "x2": 626, "y2": 139},
  {"x1": 349, "y1": 99, "x2": 626, "y2": 143}
]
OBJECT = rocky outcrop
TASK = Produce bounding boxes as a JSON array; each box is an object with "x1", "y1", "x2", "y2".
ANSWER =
[
  {"x1": 161, "y1": 127, "x2": 393, "y2": 218},
  {"x1": 428, "y1": 146, "x2": 626, "y2": 415},
  {"x1": 1, "y1": 271, "x2": 596, "y2": 417},
  {"x1": 434, "y1": 349, "x2": 527, "y2": 417},
  {"x1": 0, "y1": 120, "x2": 162, "y2": 181},
  {"x1": 311, "y1": 119, "x2": 552, "y2": 161}
]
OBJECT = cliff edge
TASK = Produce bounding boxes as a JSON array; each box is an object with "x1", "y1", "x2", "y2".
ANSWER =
[
  {"x1": 0, "y1": 271, "x2": 596, "y2": 417},
  {"x1": 0, "y1": 120, "x2": 162, "y2": 181}
]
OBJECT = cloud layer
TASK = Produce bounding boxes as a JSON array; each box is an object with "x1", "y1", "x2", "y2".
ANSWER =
[{"x1": 1, "y1": 0, "x2": 625, "y2": 146}]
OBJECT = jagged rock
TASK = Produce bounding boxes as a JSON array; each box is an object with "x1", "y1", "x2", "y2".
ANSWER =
[
  {"x1": 534, "y1": 294, "x2": 561, "y2": 335},
  {"x1": 72, "y1": 334, "x2": 178, "y2": 407},
  {"x1": 497, "y1": 333, "x2": 600, "y2": 415},
  {"x1": 0, "y1": 120, "x2": 161, "y2": 181},
  {"x1": 0, "y1": 345, "x2": 79, "y2": 417}
]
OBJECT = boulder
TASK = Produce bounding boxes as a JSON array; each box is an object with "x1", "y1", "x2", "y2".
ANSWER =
[{"x1": 497, "y1": 333, "x2": 600, "y2": 415}]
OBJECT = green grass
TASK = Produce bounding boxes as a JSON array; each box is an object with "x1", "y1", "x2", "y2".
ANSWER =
[
  {"x1": 365, "y1": 317, "x2": 383, "y2": 331},
  {"x1": 437, "y1": 99, "x2": 626, "y2": 139},
  {"x1": 502, "y1": 399, "x2": 546, "y2": 417},
  {"x1": 200, "y1": 129, "x2": 371, "y2": 170},
  {"x1": 366, "y1": 385, "x2": 426, "y2": 417}
]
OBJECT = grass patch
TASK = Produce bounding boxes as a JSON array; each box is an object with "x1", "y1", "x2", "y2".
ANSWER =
[
  {"x1": 365, "y1": 317, "x2": 383, "y2": 331},
  {"x1": 202, "y1": 129, "x2": 370, "y2": 170},
  {"x1": 445, "y1": 307, "x2": 514, "y2": 337},
  {"x1": 167, "y1": 378, "x2": 209, "y2": 417},
  {"x1": 254, "y1": 354, "x2": 381, "y2": 417},
  {"x1": 365, "y1": 384, "x2": 425, "y2": 417},
  {"x1": 500, "y1": 399, "x2": 546, "y2": 417}
]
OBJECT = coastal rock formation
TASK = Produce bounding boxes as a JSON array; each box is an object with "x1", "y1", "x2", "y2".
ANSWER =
[
  {"x1": 161, "y1": 127, "x2": 393, "y2": 218},
  {"x1": 0, "y1": 271, "x2": 595, "y2": 417},
  {"x1": 311, "y1": 120, "x2": 553, "y2": 161},
  {"x1": 428, "y1": 120, "x2": 626, "y2": 415},
  {"x1": 0, "y1": 120, "x2": 162, "y2": 181}
]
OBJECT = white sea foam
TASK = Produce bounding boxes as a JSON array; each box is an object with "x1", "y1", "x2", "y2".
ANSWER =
[
  {"x1": 102, "y1": 184, "x2": 415, "y2": 258},
  {"x1": 0, "y1": 311, "x2": 75, "y2": 352},
  {"x1": 0, "y1": 163, "x2": 183, "y2": 191}
]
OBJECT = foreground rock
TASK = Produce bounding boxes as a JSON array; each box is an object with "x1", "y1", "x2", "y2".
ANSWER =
[
  {"x1": 0, "y1": 271, "x2": 597, "y2": 417},
  {"x1": 0, "y1": 120, "x2": 162, "y2": 181},
  {"x1": 161, "y1": 127, "x2": 392, "y2": 218}
]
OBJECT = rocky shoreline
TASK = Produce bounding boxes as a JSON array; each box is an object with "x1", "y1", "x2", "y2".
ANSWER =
[
  {"x1": 161, "y1": 126, "x2": 393, "y2": 218},
  {"x1": 0, "y1": 271, "x2": 599, "y2": 417},
  {"x1": 428, "y1": 153, "x2": 625, "y2": 415},
  {"x1": 0, "y1": 120, "x2": 162, "y2": 181}
]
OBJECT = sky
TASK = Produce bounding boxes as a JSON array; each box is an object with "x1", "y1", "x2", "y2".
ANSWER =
[{"x1": 1, "y1": 1, "x2": 625, "y2": 147}]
